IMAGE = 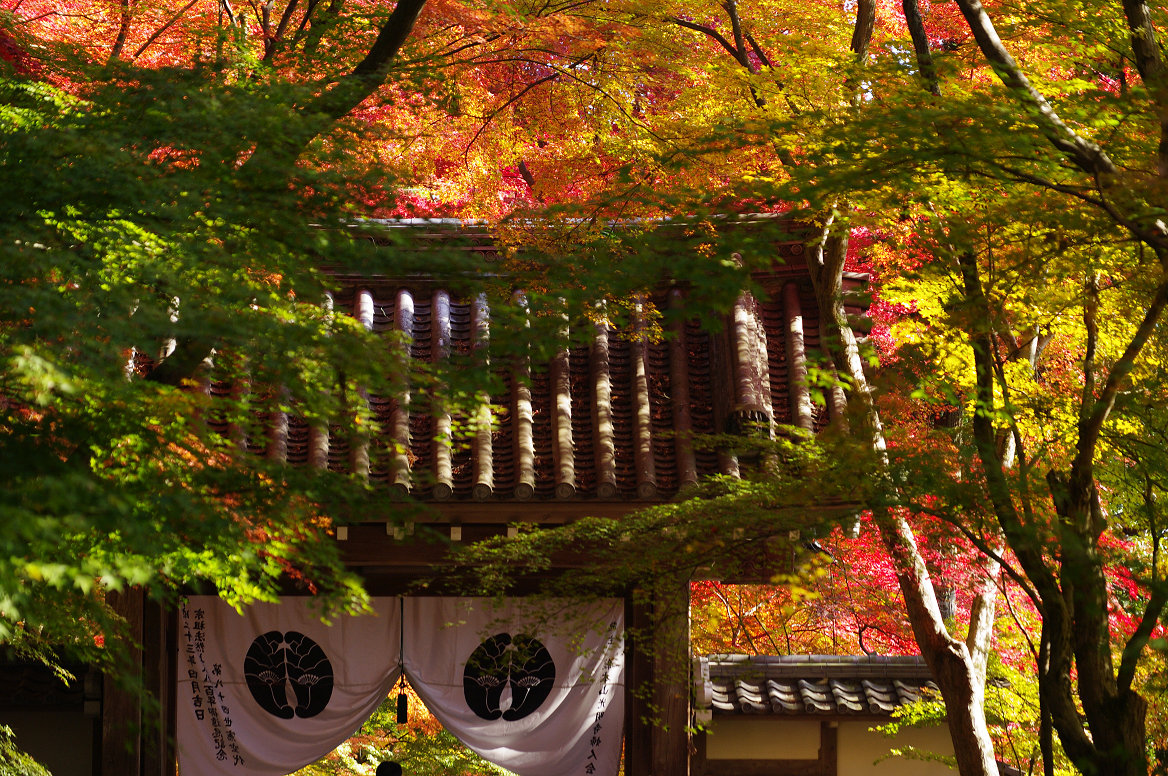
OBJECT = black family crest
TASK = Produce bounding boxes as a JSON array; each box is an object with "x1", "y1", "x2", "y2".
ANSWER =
[
  {"x1": 463, "y1": 633, "x2": 556, "y2": 721},
  {"x1": 244, "y1": 631, "x2": 335, "y2": 719}
]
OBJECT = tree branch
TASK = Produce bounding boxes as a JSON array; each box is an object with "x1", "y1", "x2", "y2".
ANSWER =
[
  {"x1": 132, "y1": 0, "x2": 200, "y2": 60},
  {"x1": 1082, "y1": 272, "x2": 1099, "y2": 418},
  {"x1": 1121, "y1": 0, "x2": 1166, "y2": 87},
  {"x1": 1120, "y1": 0, "x2": 1168, "y2": 177},
  {"x1": 957, "y1": 250, "x2": 1061, "y2": 604},
  {"x1": 722, "y1": 0, "x2": 755, "y2": 72},
  {"x1": 302, "y1": 0, "x2": 342, "y2": 55},
  {"x1": 350, "y1": 0, "x2": 427, "y2": 79},
  {"x1": 952, "y1": 0, "x2": 1119, "y2": 176},
  {"x1": 107, "y1": 0, "x2": 133, "y2": 63},
  {"x1": 460, "y1": 49, "x2": 598, "y2": 154},
  {"x1": 143, "y1": 337, "x2": 214, "y2": 387},
  {"x1": 744, "y1": 32, "x2": 771, "y2": 68},
  {"x1": 902, "y1": 0, "x2": 939, "y2": 95},
  {"x1": 965, "y1": 553, "x2": 1001, "y2": 686},
  {"x1": 260, "y1": 0, "x2": 301, "y2": 61},
  {"x1": 667, "y1": 16, "x2": 743, "y2": 66},
  {"x1": 241, "y1": 0, "x2": 426, "y2": 178},
  {"x1": 909, "y1": 501, "x2": 1040, "y2": 606},
  {"x1": 1118, "y1": 581, "x2": 1167, "y2": 693},
  {"x1": 1072, "y1": 275, "x2": 1168, "y2": 479},
  {"x1": 463, "y1": 67, "x2": 563, "y2": 153},
  {"x1": 850, "y1": 0, "x2": 876, "y2": 61},
  {"x1": 999, "y1": 579, "x2": 1039, "y2": 660}
]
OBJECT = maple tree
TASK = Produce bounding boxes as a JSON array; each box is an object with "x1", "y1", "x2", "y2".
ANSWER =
[
  {"x1": 690, "y1": 528, "x2": 921, "y2": 658},
  {"x1": 627, "y1": 2, "x2": 1010, "y2": 773},
  {"x1": 0, "y1": 3, "x2": 755, "y2": 772},
  {"x1": 638, "y1": 0, "x2": 1168, "y2": 772},
  {"x1": 0, "y1": 0, "x2": 453, "y2": 673},
  {"x1": 790, "y1": 0, "x2": 1168, "y2": 768}
]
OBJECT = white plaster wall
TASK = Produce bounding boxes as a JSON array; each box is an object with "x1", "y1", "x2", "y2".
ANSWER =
[
  {"x1": 704, "y1": 718, "x2": 821, "y2": 759},
  {"x1": 838, "y1": 721, "x2": 956, "y2": 776}
]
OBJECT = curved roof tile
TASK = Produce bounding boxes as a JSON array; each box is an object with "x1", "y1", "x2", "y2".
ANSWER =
[{"x1": 697, "y1": 655, "x2": 939, "y2": 718}]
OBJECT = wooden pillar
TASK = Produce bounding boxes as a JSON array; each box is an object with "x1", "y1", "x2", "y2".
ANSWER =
[
  {"x1": 651, "y1": 584, "x2": 690, "y2": 776},
  {"x1": 626, "y1": 584, "x2": 690, "y2": 776},
  {"x1": 141, "y1": 600, "x2": 175, "y2": 776},
  {"x1": 654, "y1": 584, "x2": 686, "y2": 771},
  {"x1": 103, "y1": 589, "x2": 143, "y2": 776},
  {"x1": 625, "y1": 595, "x2": 652, "y2": 776},
  {"x1": 820, "y1": 721, "x2": 838, "y2": 776},
  {"x1": 711, "y1": 322, "x2": 740, "y2": 479},
  {"x1": 97, "y1": 594, "x2": 175, "y2": 776}
]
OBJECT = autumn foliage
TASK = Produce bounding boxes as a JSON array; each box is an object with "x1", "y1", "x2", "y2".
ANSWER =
[{"x1": 3, "y1": 0, "x2": 1168, "y2": 774}]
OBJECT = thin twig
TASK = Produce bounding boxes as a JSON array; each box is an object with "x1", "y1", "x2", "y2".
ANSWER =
[{"x1": 133, "y1": 0, "x2": 200, "y2": 60}]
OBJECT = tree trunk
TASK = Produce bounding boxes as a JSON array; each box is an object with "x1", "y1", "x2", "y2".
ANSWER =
[
  {"x1": 957, "y1": 249, "x2": 1156, "y2": 775},
  {"x1": 807, "y1": 233, "x2": 1000, "y2": 776},
  {"x1": 883, "y1": 515, "x2": 1002, "y2": 776},
  {"x1": 108, "y1": 0, "x2": 133, "y2": 63},
  {"x1": 1048, "y1": 475, "x2": 1151, "y2": 776},
  {"x1": 241, "y1": 0, "x2": 427, "y2": 181}
]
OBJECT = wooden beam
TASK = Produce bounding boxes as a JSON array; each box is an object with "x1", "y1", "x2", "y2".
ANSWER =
[
  {"x1": 692, "y1": 758, "x2": 823, "y2": 776},
  {"x1": 514, "y1": 362, "x2": 536, "y2": 499},
  {"x1": 731, "y1": 291, "x2": 767, "y2": 413},
  {"x1": 351, "y1": 288, "x2": 375, "y2": 478},
  {"x1": 307, "y1": 293, "x2": 334, "y2": 470},
  {"x1": 266, "y1": 390, "x2": 289, "y2": 465},
  {"x1": 338, "y1": 520, "x2": 661, "y2": 569},
  {"x1": 340, "y1": 495, "x2": 861, "y2": 529}
]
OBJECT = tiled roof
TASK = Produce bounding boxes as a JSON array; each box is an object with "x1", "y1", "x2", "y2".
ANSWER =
[
  {"x1": 695, "y1": 655, "x2": 940, "y2": 717},
  {"x1": 190, "y1": 222, "x2": 869, "y2": 505}
]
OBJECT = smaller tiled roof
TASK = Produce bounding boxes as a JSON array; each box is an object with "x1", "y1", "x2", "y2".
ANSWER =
[{"x1": 695, "y1": 654, "x2": 940, "y2": 717}]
